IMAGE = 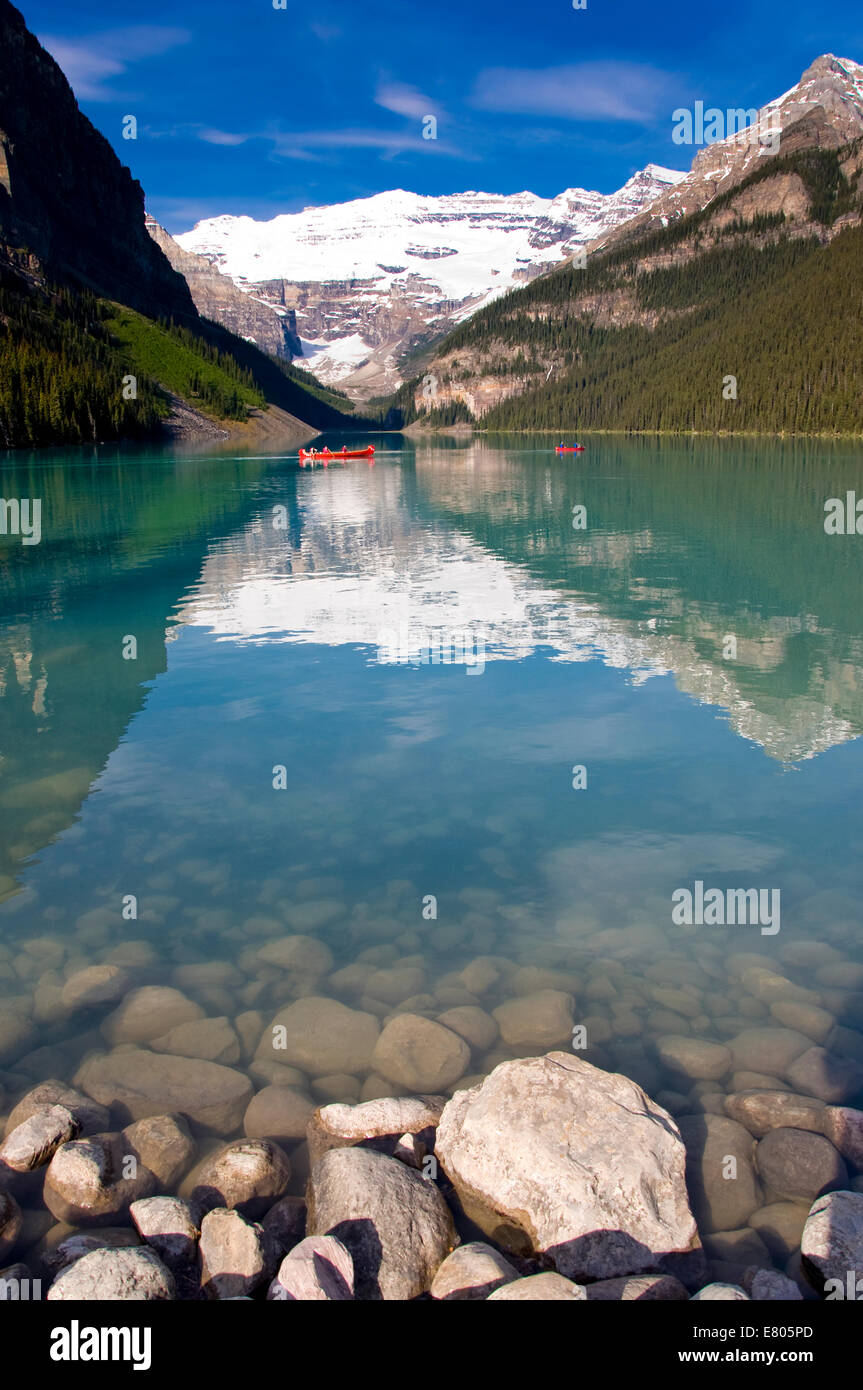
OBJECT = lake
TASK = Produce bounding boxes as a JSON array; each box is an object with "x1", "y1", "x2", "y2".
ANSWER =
[{"x1": 1, "y1": 432, "x2": 862, "y2": 1266}]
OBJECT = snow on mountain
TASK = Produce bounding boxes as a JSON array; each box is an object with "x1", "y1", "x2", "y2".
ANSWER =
[{"x1": 176, "y1": 166, "x2": 685, "y2": 398}]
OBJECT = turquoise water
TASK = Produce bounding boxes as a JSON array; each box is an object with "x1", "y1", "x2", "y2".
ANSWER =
[{"x1": 1, "y1": 434, "x2": 862, "y2": 1130}]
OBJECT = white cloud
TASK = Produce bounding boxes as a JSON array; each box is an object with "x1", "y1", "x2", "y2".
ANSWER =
[
  {"x1": 375, "y1": 81, "x2": 441, "y2": 120},
  {"x1": 471, "y1": 61, "x2": 679, "y2": 123},
  {"x1": 39, "y1": 26, "x2": 191, "y2": 101}
]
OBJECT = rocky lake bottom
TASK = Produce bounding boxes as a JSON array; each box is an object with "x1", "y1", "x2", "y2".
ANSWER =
[{"x1": 1, "y1": 436, "x2": 862, "y2": 1299}]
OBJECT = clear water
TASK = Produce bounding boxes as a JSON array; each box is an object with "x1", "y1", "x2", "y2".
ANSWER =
[{"x1": 1, "y1": 434, "x2": 862, "y2": 1143}]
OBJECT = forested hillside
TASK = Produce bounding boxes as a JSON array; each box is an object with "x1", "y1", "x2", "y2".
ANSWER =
[{"x1": 392, "y1": 139, "x2": 863, "y2": 434}]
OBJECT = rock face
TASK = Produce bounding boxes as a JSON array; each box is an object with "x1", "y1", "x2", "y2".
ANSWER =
[
  {"x1": 436, "y1": 1053, "x2": 700, "y2": 1281},
  {"x1": 801, "y1": 1190, "x2": 863, "y2": 1290},
  {"x1": 74, "y1": 1049, "x2": 253, "y2": 1134},
  {"x1": 46, "y1": 1246, "x2": 175, "y2": 1301},
  {"x1": 146, "y1": 217, "x2": 301, "y2": 360},
  {"x1": 0, "y1": 0, "x2": 195, "y2": 322},
  {"x1": 307, "y1": 1147, "x2": 458, "y2": 1300}
]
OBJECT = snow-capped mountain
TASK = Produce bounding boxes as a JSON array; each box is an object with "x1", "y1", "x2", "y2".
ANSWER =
[
  {"x1": 175, "y1": 165, "x2": 684, "y2": 398},
  {"x1": 590, "y1": 54, "x2": 863, "y2": 255}
]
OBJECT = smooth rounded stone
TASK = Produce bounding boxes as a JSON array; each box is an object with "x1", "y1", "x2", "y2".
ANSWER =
[
  {"x1": 311, "y1": 1074, "x2": 362, "y2": 1104},
  {"x1": 691, "y1": 1282, "x2": 750, "y2": 1301},
  {"x1": 47, "y1": 1246, "x2": 175, "y2": 1301},
  {"x1": 247, "y1": 1059, "x2": 309, "y2": 1089},
  {"x1": 584, "y1": 1273, "x2": 689, "y2": 1301},
  {"x1": 747, "y1": 1202, "x2": 810, "y2": 1259},
  {"x1": 0, "y1": 1009, "x2": 36, "y2": 1065},
  {"x1": 187, "y1": 1139, "x2": 291, "y2": 1220},
  {"x1": 487, "y1": 1272, "x2": 586, "y2": 1301},
  {"x1": 821, "y1": 1106, "x2": 863, "y2": 1168},
  {"x1": 74, "y1": 1049, "x2": 253, "y2": 1135},
  {"x1": 458, "y1": 958, "x2": 505, "y2": 996},
  {"x1": 786, "y1": 1047, "x2": 863, "y2": 1104},
  {"x1": 437, "y1": 1054, "x2": 699, "y2": 1282},
  {"x1": 43, "y1": 1134, "x2": 157, "y2": 1226},
  {"x1": 800, "y1": 1190, "x2": 863, "y2": 1291},
  {"x1": 267, "y1": 1234, "x2": 354, "y2": 1300},
  {"x1": 511, "y1": 965, "x2": 579, "y2": 996},
  {"x1": 362, "y1": 966, "x2": 427, "y2": 1005},
  {"x1": 755, "y1": 1128, "x2": 847, "y2": 1203},
  {"x1": 243, "y1": 1086, "x2": 315, "y2": 1147},
  {"x1": 430, "y1": 1241, "x2": 519, "y2": 1300},
  {"x1": 4, "y1": 1080, "x2": 109, "y2": 1138},
  {"x1": 728, "y1": 1029, "x2": 811, "y2": 1075},
  {"x1": 0, "y1": 1104, "x2": 80, "y2": 1172},
  {"x1": 101, "y1": 987, "x2": 205, "y2": 1046},
  {"x1": 307, "y1": 1147, "x2": 458, "y2": 1300},
  {"x1": 743, "y1": 1266, "x2": 803, "y2": 1300},
  {"x1": 817, "y1": 962, "x2": 863, "y2": 990},
  {"x1": 234, "y1": 1010, "x2": 264, "y2": 1062},
  {"x1": 150, "y1": 1017, "x2": 241, "y2": 1066},
  {"x1": 770, "y1": 1001, "x2": 834, "y2": 1044},
  {"x1": 261, "y1": 1196, "x2": 307, "y2": 1256},
  {"x1": 328, "y1": 963, "x2": 377, "y2": 996},
  {"x1": 257, "y1": 997, "x2": 379, "y2": 1077},
  {"x1": 171, "y1": 962, "x2": 243, "y2": 991},
  {"x1": 433, "y1": 986, "x2": 481, "y2": 1009},
  {"x1": 130, "y1": 1196, "x2": 199, "y2": 1267},
  {"x1": 702, "y1": 1227, "x2": 772, "y2": 1268},
  {"x1": 832, "y1": 1025, "x2": 863, "y2": 1063},
  {"x1": 435, "y1": 1006, "x2": 499, "y2": 1052},
  {"x1": 492, "y1": 991, "x2": 574, "y2": 1048},
  {"x1": 0, "y1": 1190, "x2": 22, "y2": 1261},
  {"x1": 256, "y1": 935, "x2": 334, "y2": 974},
  {"x1": 676, "y1": 1114, "x2": 761, "y2": 1233},
  {"x1": 732, "y1": 1071, "x2": 790, "y2": 1093},
  {"x1": 741, "y1": 969, "x2": 817, "y2": 1006},
  {"x1": 284, "y1": 901, "x2": 345, "y2": 933},
  {"x1": 198, "y1": 1208, "x2": 278, "y2": 1299},
  {"x1": 105, "y1": 941, "x2": 158, "y2": 969},
  {"x1": 307, "y1": 1095, "x2": 445, "y2": 1168},
  {"x1": 61, "y1": 965, "x2": 130, "y2": 1012},
  {"x1": 371, "y1": 1014, "x2": 470, "y2": 1092},
  {"x1": 723, "y1": 1090, "x2": 826, "y2": 1139},
  {"x1": 121, "y1": 1114, "x2": 196, "y2": 1189},
  {"x1": 655, "y1": 1036, "x2": 731, "y2": 1082}
]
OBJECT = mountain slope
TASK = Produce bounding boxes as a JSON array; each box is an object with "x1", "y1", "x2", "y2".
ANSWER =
[
  {"x1": 390, "y1": 58, "x2": 863, "y2": 436},
  {"x1": 0, "y1": 0, "x2": 359, "y2": 449},
  {"x1": 175, "y1": 167, "x2": 686, "y2": 399}
]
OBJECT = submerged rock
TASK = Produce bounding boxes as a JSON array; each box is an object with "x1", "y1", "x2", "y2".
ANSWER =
[
  {"x1": 371, "y1": 1014, "x2": 470, "y2": 1092},
  {"x1": 257, "y1": 997, "x2": 379, "y2": 1077},
  {"x1": 74, "y1": 1048, "x2": 253, "y2": 1135},
  {"x1": 436, "y1": 1053, "x2": 700, "y2": 1282},
  {"x1": 754, "y1": 1127, "x2": 847, "y2": 1203},
  {"x1": 4, "y1": 1080, "x2": 109, "y2": 1138},
  {"x1": 43, "y1": 1133, "x2": 156, "y2": 1226},
  {"x1": 0, "y1": 1190, "x2": 22, "y2": 1262}
]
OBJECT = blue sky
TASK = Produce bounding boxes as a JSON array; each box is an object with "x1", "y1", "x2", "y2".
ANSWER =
[{"x1": 20, "y1": 0, "x2": 863, "y2": 232}]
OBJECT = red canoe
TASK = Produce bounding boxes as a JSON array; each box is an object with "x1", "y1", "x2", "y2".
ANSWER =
[
  {"x1": 299, "y1": 445, "x2": 375, "y2": 463},
  {"x1": 555, "y1": 445, "x2": 585, "y2": 453}
]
